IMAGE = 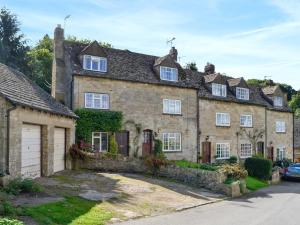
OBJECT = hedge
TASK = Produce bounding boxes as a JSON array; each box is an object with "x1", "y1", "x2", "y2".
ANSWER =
[
  {"x1": 244, "y1": 157, "x2": 273, "y2": 180},
  {"x1": 75, "y1": 109, "x2": 123, "y2": 143}
]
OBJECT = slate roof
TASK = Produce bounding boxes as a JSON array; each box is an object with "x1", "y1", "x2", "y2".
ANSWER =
[
  {"x1": 262, "y1": 86, "x2": 278, "y2": 95},
  {"x1": 0, "y1": 63, "x2": 77, "y2": 118},
  {"x1": 64, "y1": 41, "x2": 202, "y2": 89},
  {"x1": 228, "y1": 77, "x2": 243, "y2": 87}
]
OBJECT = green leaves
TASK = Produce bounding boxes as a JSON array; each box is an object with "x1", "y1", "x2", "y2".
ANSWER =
[{"x1": 74, "y1": 109, "x2": 123, "y2": 143}]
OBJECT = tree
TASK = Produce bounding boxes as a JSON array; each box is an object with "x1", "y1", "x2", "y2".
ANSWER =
[
  {"x1": 27, "y1": 35, "x2": 53, "y2": 92},
  {"x1": 239, "y1": 128, "x2": 265, "y2": 157},
  {"x1": 185, "y1": 62, "x2": 198, "y2": 71},
  {"x1": 66, "y1": 35, "x2": 113, "y2": 48},
  {"x1": 289, "y1": 93, "x2": 300, "y2": 115},
  {"x1": 279, "y1": 83, "x2": 297, "y2": 101},
  {"x1": 0, "y1": 7, "x2": 30, "y2": 73}
]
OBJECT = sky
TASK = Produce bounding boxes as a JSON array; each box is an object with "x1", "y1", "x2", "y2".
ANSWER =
[{"x1": 1, "y1": 0, "x2": 300, "y2": 90}]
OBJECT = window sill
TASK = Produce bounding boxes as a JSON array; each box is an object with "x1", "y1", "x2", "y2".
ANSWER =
[
  {"x1": 276, "y1": 132, "x2": 286, "y2": 134},
  {"x1": 163, "y1": 150, "x2": 182, "y2": 153},
  {"x1": 240, "y1": 126, "x2": 253, "y2": 128},
  {"x1": 216, "y1": 125, "x2": 231, "y2": 128},
  {"x1": 216, "y1": 157, "x2": 230, "y2": 160},
  {"x1": 162, "y1": 113, "x2": 183, "y2": 116}
]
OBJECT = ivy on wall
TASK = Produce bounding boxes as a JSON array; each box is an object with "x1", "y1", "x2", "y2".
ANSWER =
[{"x1": 75, "y1": 109, "x2": 123, "y2": 143}]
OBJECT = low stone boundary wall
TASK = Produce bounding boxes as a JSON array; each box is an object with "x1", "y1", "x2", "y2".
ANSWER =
[{"x1": 74, "y1": 157, "x2": 237, "y2": 195}]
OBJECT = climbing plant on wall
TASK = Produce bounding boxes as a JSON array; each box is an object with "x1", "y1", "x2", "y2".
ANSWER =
[{"x1": 74, "y1": 109, "x2": 123, "y2": 143}]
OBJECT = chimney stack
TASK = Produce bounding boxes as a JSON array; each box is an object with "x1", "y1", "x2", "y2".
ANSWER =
[
  {"x1": 204, "y1": 62, "x2": 215, "y2": 75},
  {"x1": 169, "y1": 47, "x2": 178, "y2": 61},
  {"x1": 51, "y1": 24, "x2": 66, "y2": 104}
]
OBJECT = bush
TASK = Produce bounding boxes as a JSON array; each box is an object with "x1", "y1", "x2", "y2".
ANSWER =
[
  {"x1": 174, "y1": 160, "x2": 218, "y2": 171},
  {"x1": 107, "y1": 134, "x2": 119, "y2": 159},
  {"x1": 228, "y1": 156, "x2": 238, "y2": 164},
  {"x1": 244, "y1": 157, "x2": 272, "y2": 180},
  {"x1": 2, "y1": 178, "x2": 42, "y2": 195},
  {"x1": 274, "y1": 158, "x2": 292, "y2": 168},
  {"x1": 144, "y1": 155, "x2": 168, "y2": 176},
  {"x1": 220, "y1": 164, "x2": 248, "y2": 181},
  {"x1": 69, "y1": 144, "x2": 89, "y2": 161},
  {"x1": 153, "y1": 139, "x2": 163, "y2": 156},
  {"x1": 0, "y1": 218, "x2": 23, "y2": 225},
  {"x1": 0, "y1": 201, "x2": 23, "y2": 217}
]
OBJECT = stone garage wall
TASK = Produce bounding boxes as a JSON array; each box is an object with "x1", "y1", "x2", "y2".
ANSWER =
[{"x1": 75, "y1": 157, "x2": 228, "y2": 194}]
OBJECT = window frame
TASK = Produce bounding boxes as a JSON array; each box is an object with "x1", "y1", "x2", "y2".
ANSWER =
[
  {"x1": 216, "y1": 143, "x2": 230, "y2": 159},
  {"x1": 273, "y1": 96, "x2": 283, "y2": 107},
  {"x1": 160, "y1": 66, "x2": 178, "y2": 82},
  {"x1": 92, "y1": 132, "x2": 108, "y2": 152},
  {"x1": 236, "y1": 87, "x2": 249, "y2": 100},
  {"x1": 240, "y1": 143, "x2": 252, "y2": 158},
  {"x1": 163, "y1": 99, "x2": 181, "y2": 115},
  {"x1": 276, "y1": 121, "x2": 286, "y2": 133},
  {"x1": 84, "y1": 93, "x2": 110, "y2": 109},
  {"x1": 277, "y1": 146, "x2": 286, "y2": 160},
  {"x1": 83, "y1": 55, "x2": 107, "y2": 72},
  {"x1": 212, "y1": 83, "x2": 227, "y2": 97},
  {"x1": 216, "y1": 113, "x2": 230, "y2": 127},
  {"x1": 162, "y1": 133, "x2": 181, "y2": 152},
  {"x1": 240, "y1": 114, "x2": 253, "y2": 127}
]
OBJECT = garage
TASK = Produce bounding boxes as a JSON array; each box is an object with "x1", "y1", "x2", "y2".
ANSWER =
[
  {"x1": 21, "y1": 124, "x2": 41, "y2": 178},
  {"x1": 53, "y1": 128, "x2": 66, "y2": 173}
]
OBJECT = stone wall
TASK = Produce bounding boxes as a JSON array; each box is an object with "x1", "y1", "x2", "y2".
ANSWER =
[
  {"x1": 294, "y1": 118, "x2": 300, "y2": 161},
  {"x1": 77, "y1": 157, "x2": 228, "y2": 194},
  {"x1": 199, "y1": 99, "x2": 266, "y2": 161},
  {"x1": 73, "y1": 76, "x2": 198, "y2": 162},
  {"x1": 266, "y1": 110, "x2": 293, "y2": 160}
]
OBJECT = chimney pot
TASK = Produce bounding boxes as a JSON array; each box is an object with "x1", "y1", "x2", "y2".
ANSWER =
[
  {"x1": 204, "y1": 62, "x2": 215, "y2": 75},
  {"x1": 57, "y1": 24, "x2": 61, "y2": 28}
]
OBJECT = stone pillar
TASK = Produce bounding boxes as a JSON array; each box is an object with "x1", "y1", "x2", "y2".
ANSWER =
[
  {"x1": 51, "y1": 24, "x2": 66, "y2": 104},
  {"x1": 42, "y1": 125, "x2": 54, "y2": 176}
]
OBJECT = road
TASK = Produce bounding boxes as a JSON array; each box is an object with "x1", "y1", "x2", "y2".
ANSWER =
[{"x1": 116, "y1": 181, "x2": 300, "y2": 225}]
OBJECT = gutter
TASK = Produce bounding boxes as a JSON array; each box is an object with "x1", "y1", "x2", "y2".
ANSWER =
[{"x1": 6, "y1": 104, "x2": 17, "y2": 175}]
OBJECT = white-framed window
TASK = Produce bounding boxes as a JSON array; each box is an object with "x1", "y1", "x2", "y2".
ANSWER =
[
  {"x1": 236, "y1": 87, "x2": 249, "y2": 100},
  {"x1": 92, "y1": 132, "x2": 108, "y2": 152},
  {"x1": 240, "y1": 115, "x2": 253, "y2": 127},
  {"x1": 216, "y1": 143, "x2": 230, "y2": 159},
  {"x1": 85, "y1": 93, "x2": 109, "y2": 109},
  {"x1": 240, "y1": 143, "x2": 252, "y2": 158},
  {"x1": 163, "y1": 99, "x2": 181, "y2": 114},
  {"x1": 277, "y1": 146, "x2": 286, "y2": 160},
  {"x1": 216, "y1": 113, "x2": 230, "y2": 126},
  {"x1": 163, "y1": 133, "x2": 181, "y2": 152},
  {"x1": 276, "y1": 121, "x2": 286, "y2": 133},
  {"x1": 212, "y1": 83, "x2": 227, "y2": 97},
  {"x1": 83, "y1": 55, "x2": 107, "y2": 72},
  {"x1": 160, "y1": 66, "x2": 178, "y2": 82},
  {"x1": 274, "y1": 96, "x2": 283, "y2": 107}
]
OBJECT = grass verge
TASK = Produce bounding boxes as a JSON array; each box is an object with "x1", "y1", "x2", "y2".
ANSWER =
[
  {"x1": 24, "y1": 196, "x2": 112, "y2": 225},
  {"x1": 174, "y1": 160, "x2": 218, "y2": 171},
  {"x1": 246, "y1": 176, "x2": 269, "y2": 191}
]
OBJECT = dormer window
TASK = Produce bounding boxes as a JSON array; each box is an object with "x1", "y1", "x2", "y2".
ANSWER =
[
  {"x1": 83, "y1": 55, "x2": 107, "y2": 72},
  {"x1": 212, "y1": 83, "x2": 227, "y2": 97},
  {"x1": 160, "y1": 66, "x2": 178, "y2": 82},
  {"x1": 274, "y1": 96, "x2": 283, "y2": 107},
  {"x1": 236, "y1": 87, "x2": 249, "y2": 100}
]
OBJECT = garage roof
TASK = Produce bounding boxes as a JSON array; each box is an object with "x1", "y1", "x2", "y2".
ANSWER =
[{"x1": 0, "y1": 63, "x2": 77, "y2": 118}]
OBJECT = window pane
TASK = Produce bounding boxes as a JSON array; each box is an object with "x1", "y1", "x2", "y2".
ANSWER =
[
  {"x1": 101, "y1": 133, "x2": 108, "y2": 151},
  {"x1": 100, "y1": 58, "x2": 107, "y2": 72},
  {"x1": 84, "y1": 56, "x2": 91, "y2": 69},
  {"x1": 93, "y1": 137, "x2": 100, "y2": 151},
  {"x1": 94, "y1": 98, "x2": 101, "y2": 108},
  {"x1": 101, "y1": 94, "x2": 109, "y2": 109},
  {"x1": 92, "y1": 58, "x2": 99, "y2": 70},
  {"x1": 85, "y1": 93, "x2": 93, "y2": 108}
]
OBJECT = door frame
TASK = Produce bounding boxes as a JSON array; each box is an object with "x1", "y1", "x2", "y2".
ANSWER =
[
  {"x1": 202, "y1": 141, "x2": 211, "y2": 163},
  {"x1": 116, "y1": 130, "x2": 130, "y2": 156},
  {"x1": 142, "y1": 129, "x2": 153, "y2": 156}
]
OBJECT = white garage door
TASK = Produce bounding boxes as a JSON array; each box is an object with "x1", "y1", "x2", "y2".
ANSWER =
[
  {"x1": 21, "y1": 124, "x2": 41, "y2": 178},
  {"x1": 53, "y1": 128, "x2": 65, "y2": 173}
]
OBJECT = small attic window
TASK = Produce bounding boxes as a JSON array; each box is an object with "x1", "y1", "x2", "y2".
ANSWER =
[
  {"x1": 274, "y1": 96, "x2": 283, "y2": 107},
  {"x1": 83, "y1": 55, "x2": 107, "y2": 72},
  {"x1": 236, "y1": 87, "x2": 249, "y2": 100},
  {"x1": 160, "y1": 66, "x2": 178, "y2": 82}
]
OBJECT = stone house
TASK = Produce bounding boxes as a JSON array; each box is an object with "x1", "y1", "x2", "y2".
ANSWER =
[
  {"x1": 51, "y1": 25, "x2": 293, "y2": 163},
  {"x1": 0, "y1": 63, "x2": 76, "y2": 182},
  {"x1": 294, "y1": 118, "x2": 300, "y2": 161}
]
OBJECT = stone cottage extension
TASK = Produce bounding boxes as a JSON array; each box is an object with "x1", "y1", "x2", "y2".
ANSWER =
[
  {"x1": 51, "y1": 25, "x2": 294, "y2": 163},
  {"x1": 0, "y1": 63, "x2": 76, "y2": 182}
]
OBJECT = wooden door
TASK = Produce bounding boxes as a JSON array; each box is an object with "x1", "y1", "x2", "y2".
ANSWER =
[
  {"x1": 115, "y1": 131, "x2": 129, "y2": 156},
  {"x1": 202, "y1": 142, "x2": 211, "y2": 163},
  {"x1": 267, "y1": 146, "x2": 274, "y2": 161},
  {"x1": 142, "y1": 130, "x2": 152, "y2": 157},
  {"x1": 257, "y1": 142, "x2": 264, "y2": 157}
]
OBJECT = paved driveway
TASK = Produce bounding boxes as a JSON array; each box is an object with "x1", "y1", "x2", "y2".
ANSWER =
[{"x1": 116, "y1": 181, "x2": 300, "y2": 225}]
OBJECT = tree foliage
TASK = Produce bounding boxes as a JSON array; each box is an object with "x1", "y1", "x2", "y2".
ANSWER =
[
  {"x1": 66, "y1": 35, "x2": 113, "y2": 48},
  {"x1": 185, "y1": 62, "x2": 198, "y2": 71},
  {"x1": 0, "y1": 7, "x2": 30, "y2": 74},
  {"x1": 289, "y1": 93, "x2": 300, "y2": 118}
]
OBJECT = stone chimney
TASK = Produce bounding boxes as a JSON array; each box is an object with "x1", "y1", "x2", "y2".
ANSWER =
[
  {"x1": 266, "y1": 79, "x2": 274, "y2": 86},
  {"x1": 204, "y1": 62, "x2": 215, "y2": 75},
  {"x1": 169, "y1": 47, "x2": 178, "y2": 61},
  {"x1": 51, "y1": 24, "x2": 65, "y2": 104}
]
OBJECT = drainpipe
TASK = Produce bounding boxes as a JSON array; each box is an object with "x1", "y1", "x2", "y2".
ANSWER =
[
  {"x1": 196, "y1": 91, "x2": 200, "y2": 163},
  {"x1": 6, "y1": 104, "x2": 17, "y2": 175},
  {"x1": 293, "y1": 112, "x2": 295, "y2": 162},
  {"x1": 265, "y1": 108, "x2": 268, "y2": 159}
]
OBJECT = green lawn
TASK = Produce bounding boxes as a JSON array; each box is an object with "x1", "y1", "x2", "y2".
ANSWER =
[
  {"x1": 246, "y1": 176, "x2": 269, "y2": 191},
  {"x1": 174, "y1": 160, "x2": 218, "y2": 171},
  {"x1": 24, "y1": 196, "x2": 112, "y2": 225}
]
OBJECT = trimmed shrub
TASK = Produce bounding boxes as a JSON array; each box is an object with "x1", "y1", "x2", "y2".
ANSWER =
[
  {"x1": 244, "y1": 157, "x2": 272, "y2": 180},
  {"x1": 220, "y1": 164, "x2": 248, "y2": 181},
  {"x1": 108, "y1": 134, "x2": 119, "y2": 159},
  {"x1": 153, "y1": 139, "x2": 163, "y2": 156},
  {"x1": 228, "y1": 156, "x2": 238, "y2": 164}
]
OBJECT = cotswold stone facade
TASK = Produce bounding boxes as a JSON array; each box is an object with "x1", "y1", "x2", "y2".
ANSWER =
[
  {"x1": 51, "y1": 25, "x2": 294, "y2": 163},
  {"x1": 295, "y1": 118, "x2": 300, "y2": 161}
]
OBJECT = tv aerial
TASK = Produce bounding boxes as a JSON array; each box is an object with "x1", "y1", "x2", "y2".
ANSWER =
[{"x1": 167, "y1": 37, "x2": 176, "y2": 47}]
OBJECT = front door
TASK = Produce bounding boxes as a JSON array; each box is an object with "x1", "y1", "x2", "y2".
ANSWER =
[
  {"x1": 257, "y1": 142, "x2": 264, "y2": 157},
  {"x1": 267, "y1": 146, "x2": 274, "y2": 161},
  {"x1": 202, "y1": 142, "x2": 211, "y2": 163},
  {"x1": 115, "y1": 131, "x2": 129, "y2": 156},
  {"x1": 142, "y1": 130, "x2": 152, "y2": 157}
]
